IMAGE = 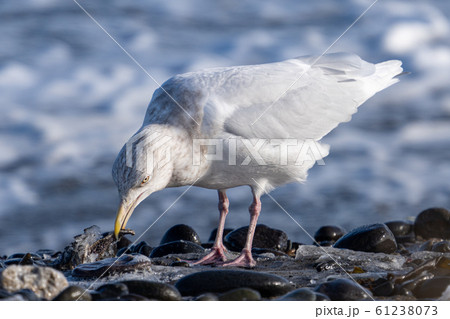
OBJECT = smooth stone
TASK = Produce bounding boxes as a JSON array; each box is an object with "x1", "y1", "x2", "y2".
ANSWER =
[
  {"x1": 208, "y1": 228, "x2": 234, "y2": 242},
  {"x1": 130, "y1": 241, "x2": 150, "y2": 253},
  {"x1": 413, "y1": 277, "x2": 450, "y2": 299},
  {"x1": 224, "y1": 224, "x2": 288, "y2": 252},
  {"x1": 315, "y1": 278, "x2": 372, "y2": 301},
  {"x1": 8, "y1": 253, "x2": 41, "y2": 260},
  {"x1": 138, "y1": 244, "x2": 153, "y2": 257},
  {"x1": 14, "y1": 288, "x2": 40, "y2": 301},
  {"x1": 120, "y1": 280, "x2": 181, "y2": 301},
  {"x1": 314, "y1": 292, "x2": 331, "y2": 301},
  {"x1": 119, "y1": 293, "x2": 150, "y2": 301},
  {"x1": 92, "y1": 283, "x2": 129, "y2": 300},
  {"x1": 278, "y1": 288, "x2": 316, "y2": 301},
  {"x1": 414, "y1": 207, "x2": 450, "y2": 240},
  {"x1": 53, "y1": 286, "x2": 92, "y2": 301},
  {"x1": 372, "y1": 279, "x2": 394, "y2": 297},
  {"x1": 0, "y1": 288, "x2": 13, "y2": 299},
  {"x1": 385, "y1": 220, "x2": 414, "y2": 238},
  {"x1": 116, "y1": 247, "x2": 129, "y2": 256},
  {"x1": 432, "y1": 241, "x2": 450, "y2": 253},
  {"x1": 175, "y1": 270, "x2": 293, "y2": 297},
  {"x1": 160, "y1": 224, "x2": 201, "y2": 245},
  {"x1": 314, "y1": 226, "x2": 346, "y2": 243},
  {"x1": 333, "y1": 223, "x2": 397, "y2": 253},
  {"x1": 4, "y1": 258, "x2": 23, "y2": 266},
  {"x1": 315, "y1": 241, "x2": 334, "y2": 247},
  {"x1": 150, "y1": 240, "x2": 204, "y2": 258},
  {"x1": 72, "y1": 254, "x2": 151, "y2": 278},
  {"x1": 419, "y1": 239, "x2": 440, "y2": 252},
  {"x1": 0, "y1": 265, "x2": 68, "y2": 300},
  {"x1": 219, "y1": 288, "x2": 261, "y2": 301},
  {"x1": 195, "y1": 293, "x2": 219, "y2": 301}
]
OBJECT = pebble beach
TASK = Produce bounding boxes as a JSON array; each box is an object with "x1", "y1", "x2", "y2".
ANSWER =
[{"x1": 1, "y1": 207, "x2": 448, "y2": 301}]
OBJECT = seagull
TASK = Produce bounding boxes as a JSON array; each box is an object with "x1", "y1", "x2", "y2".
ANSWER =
[{"x1": 112, "y1": 52, "x2": 403, "y2": 268}]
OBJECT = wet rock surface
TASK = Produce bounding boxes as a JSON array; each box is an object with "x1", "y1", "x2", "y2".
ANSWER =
[
  {"x1": 119, "y1": 280, "x2": 181, "y2": 301},
  {"x1": 314, "y1": 225, "x2": 346, "y2": 243},
  {"x1": 224, "y1": 224, "x2": 288, "y2": 252},
  {"x1": 53, "y1": 285, "x2": 92, "y2": 301},
  {"x1": 333, "y1": 223, "x2": 397, "y2": 253},
  {"x1": 150, "y1": 240, "x2": 205, "y2": 258},
  {"x1": 315, "y1": 278, "x2": 372, "y2": 301},
  {"x1": 277, "y1": 287, "x2": 317, "y2": 301},
  {"x1": 218, "y1": 287, "x2": 261, "y2": 301},
  {"x1": 175, "y1": 270, "x2": 293, "y2": 297},
  {"x1": 72, "y1": 254, "x2": 151, "y2": 278},
  {"x1": 414, "y1": 207, "x2": 450, "y2": 240},
  {"x1": 2, "y1": 207, "x2": 450, "y2": 301},
  {"x1": 160, "y1": 224, "x2": 202, "y2": 245}
]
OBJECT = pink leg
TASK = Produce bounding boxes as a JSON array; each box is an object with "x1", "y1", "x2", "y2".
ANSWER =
[
  {"x1": 192, "y1": 190, "x2": 229, "y2": 265},
  {"x1": 222, "y1": 193, "x2": 261, "y2": 268}
]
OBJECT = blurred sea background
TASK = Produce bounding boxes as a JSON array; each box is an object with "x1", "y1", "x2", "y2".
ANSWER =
[{"x1": 1, "y1": 0, "x2": 450, "y2": 255}]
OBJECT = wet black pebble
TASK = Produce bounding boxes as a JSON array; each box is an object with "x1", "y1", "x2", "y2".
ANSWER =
[
  {"x1": 413, "y1": 277, "x2": 450, "y2": 299},
  {"x1": 278, "y1": 288, "x2": 316, "y2": 301},
  {"x1": 53, "y1": 286, "x2": 92, "y2": 301},
  {"x1": 315, "y1": 278, "x2": 373, "y2": 301},
  {"x1": 414, "y1": 207, "x2": 450, "y2": 240},
  {"x1": 12, "y1": 289, "x2": 40, "y2": 301},
  {"x1": 385, "y1": 220, "x2": 415, "y2": 242},
  {"x1": 315, "y1": 292, "x2": 331, "y2": 301},
  {"x1": 118, "y1": 293, "x2": 150, "y2": 301},
  {"x1": 218, "y1": 288, "x2": 261, "y2": 301},
  {"x1": 385, "y1": 220, "x2": 413, "y2": 237},
  {"x1": 432, "y1": 241, "x2": 450, "y2": 253},
  {"x1": 160, "y1": 224, "x2": 201, "y2": 245},
  {"x1": 120, "y1": 280, "x2": 181, "y2": 301},
  {"x1": 195, "y1": 293, "x2": 219, "y2": 301},
  {"x1": 224, "y1": 224, "x2": 288, "y2": 252},
  {"x1": 138, "y1": 244, "x2": 153, "y2": 256},
  {"x1": 150, "y1": 240, "x2": 204, "y2": 258},
  {"x1": 171, "y1": 260, "x2": 191, "y2": 267},
  {"x1": 372, "y1": 279, "x2": 394, "y2": 297},
  {"x1": 7, "y1": 253, "x2": 41, "y2": 260},
  {"x1": 92, "y1": 283, "x2": 129, "y2": 300},
  {"x1": 122, "y1": 241, "x2": 153, "y2": 257},
  {"x1": 333, "y1": 223, "x2": 397, "y2": 253},
  {"x1": 314, "y1": 226, "x2": 346, "y2": 243},
  {"x1": 208, "y1": 228, "x2": 234, "y2": 242},
  {"x1": 175, "y1": 270, "x2": 293, "y2": 297},
  {"x1": 72, "y1": 254, "x2": 151, "y2": 278},
  {"x1": 419, "y1": 239, "x2": 440, "y2": 252}
]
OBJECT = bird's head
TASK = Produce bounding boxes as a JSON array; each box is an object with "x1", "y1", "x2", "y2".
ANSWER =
[{"x1": 112, "y1": 128, "x2": 174, "y2": 239}]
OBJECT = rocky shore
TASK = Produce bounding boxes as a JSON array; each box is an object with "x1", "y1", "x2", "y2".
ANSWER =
[{"x1": 0, "y1": 207, "x2": 449, "y2": 301}]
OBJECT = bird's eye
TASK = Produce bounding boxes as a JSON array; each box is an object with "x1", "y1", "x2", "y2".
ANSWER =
[{"x1": 141, "y1": 176, "x2": 150, "y2": 185}]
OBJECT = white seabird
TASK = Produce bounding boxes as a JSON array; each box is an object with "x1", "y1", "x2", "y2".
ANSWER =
[{"x1": 112, "y1": 52, "x2": 403, "y2": 268}]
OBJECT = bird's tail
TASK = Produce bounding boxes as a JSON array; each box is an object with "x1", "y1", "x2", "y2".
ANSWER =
[{"x1": 371, "y1": 60, "x2": 404, "y2": 92}]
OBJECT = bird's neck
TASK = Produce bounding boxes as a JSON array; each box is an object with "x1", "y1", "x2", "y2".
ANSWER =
[{"x1": 142, "y1": 124, "x2": 209, "y2": 188}]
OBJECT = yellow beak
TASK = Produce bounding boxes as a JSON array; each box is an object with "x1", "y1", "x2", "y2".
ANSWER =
[{"x1": 114, "y1": 200, "x2": 136, "y2": 239}]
